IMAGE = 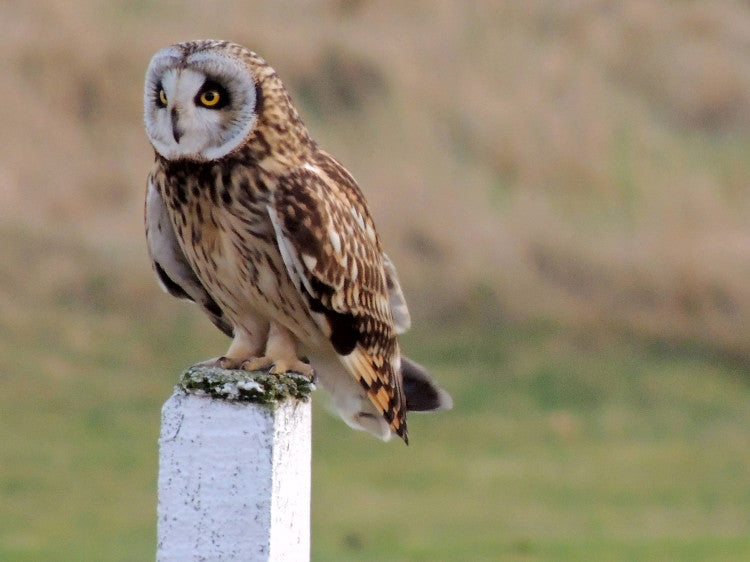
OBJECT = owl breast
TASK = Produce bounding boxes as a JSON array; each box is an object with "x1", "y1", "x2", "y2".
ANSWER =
[{"x1": 154, "y1": 157, "x2": 324, "y2": 347}]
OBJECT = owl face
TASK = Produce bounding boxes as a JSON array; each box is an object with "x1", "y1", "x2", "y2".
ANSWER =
[{"x1": 144, "y1": 44, "x2": 259, "y2": 161}]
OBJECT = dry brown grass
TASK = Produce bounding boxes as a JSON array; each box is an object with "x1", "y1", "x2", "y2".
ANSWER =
[{"x1": 4, "y1": 0, "x2": 750, "y2": 358}]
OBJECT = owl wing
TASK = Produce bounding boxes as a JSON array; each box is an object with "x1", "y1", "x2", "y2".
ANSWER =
[
  {"x1": 145, "y1": 176, "x2": 233, "y2": 337},
  {"x1": 382, "y1": 252, "x2": 411, "y2": 334},
  {"x1": 267, "y1": 158, "x2": 408, "y2": 441}
]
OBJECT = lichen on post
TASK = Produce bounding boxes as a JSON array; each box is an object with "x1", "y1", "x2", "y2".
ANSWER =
[{"x1": 157, "y1": 365, "x2": 313, "y2": 562}]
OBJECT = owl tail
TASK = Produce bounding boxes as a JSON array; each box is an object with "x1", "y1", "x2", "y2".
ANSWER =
[
  {"x1": 312, "y1": 354, "x2": 452, "y2": 441},
  {"x1": 401, "y1": 357, "x2": 453, "y2": 412}
]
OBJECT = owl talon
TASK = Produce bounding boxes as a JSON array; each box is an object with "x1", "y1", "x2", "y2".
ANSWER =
[
  {"x1": 218, "y1": 356, "x2": 248, "y2": 370},
  {"x1": 240, "y1": 356, "x2": 274, "y2": 372},
  {"x1": 240, "y1": 356, "x2": 315, "y2": 380},
  {"x1": 270, "y1": 361, "x2": 316, "y2": 381},
  {"x1": 194, "y1": 356, "x2": 235, "y2": 369}
]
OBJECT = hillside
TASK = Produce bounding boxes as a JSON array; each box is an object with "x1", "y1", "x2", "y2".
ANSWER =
[{"x1": 4, "y1": 2, "x2": 750, "y2": 355}]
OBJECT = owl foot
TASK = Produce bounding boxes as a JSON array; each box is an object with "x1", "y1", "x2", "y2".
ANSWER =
[
  {"x1": 194, "y1": 356, "x2": 248, "y2": 370},
  {"x1": 193, "y1": 356, "x2": 233, "y2": 369},
  {"x1": 240, "y1": 356, "x2": 316, "y2": 381},
  {"x1": 216, "y1": 356, "x2": 247, "y2": 370}
]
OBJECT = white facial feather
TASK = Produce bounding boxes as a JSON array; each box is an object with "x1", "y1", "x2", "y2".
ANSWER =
[{"x1": 144, "y1": 47, "x2": 257, "y2": 161}]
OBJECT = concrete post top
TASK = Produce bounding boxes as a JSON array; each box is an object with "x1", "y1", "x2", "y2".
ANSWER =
[{"x1": 178, "y1": 365, "x2": 315, "y2": 404}]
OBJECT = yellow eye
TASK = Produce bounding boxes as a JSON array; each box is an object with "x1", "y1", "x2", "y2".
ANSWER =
[
  {"x1": 199, "y1": 90, "x2": 221, "y2": 107},
  {"x1": 158, "y1": 89, "x2": 168, "y2": 106}
]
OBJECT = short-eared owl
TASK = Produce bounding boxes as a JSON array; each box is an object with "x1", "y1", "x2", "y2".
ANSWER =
[{"x1": 144, "y1": 40, "x2": 451, "y2": 442}]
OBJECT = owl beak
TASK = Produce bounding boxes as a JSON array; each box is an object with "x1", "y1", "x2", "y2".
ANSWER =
[{"x1": 170, "y1": 107, "x2": 184, "y2": 144}]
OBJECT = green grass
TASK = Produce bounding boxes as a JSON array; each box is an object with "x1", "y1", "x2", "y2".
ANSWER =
[
  {"x1": 311, "y1": 321, "x2": 750, "y2": 560},
  {"x1": 5, "y1": 233, "x2": 748, "y2": 560}
]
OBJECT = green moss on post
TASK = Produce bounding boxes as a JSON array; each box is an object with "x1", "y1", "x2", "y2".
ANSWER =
[{"x1": 178, "y1": 365, "x2": 314, "y2": 404}]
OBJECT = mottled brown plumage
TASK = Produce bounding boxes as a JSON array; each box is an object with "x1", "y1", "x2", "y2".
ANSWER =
[{"x1": 144, "y1": 40, "x2": 450, "y2": 442}]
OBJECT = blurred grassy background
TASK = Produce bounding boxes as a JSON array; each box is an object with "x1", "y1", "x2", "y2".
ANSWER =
[{"x1": 2, "y1": 1, "x2": 750, "y2": 560}]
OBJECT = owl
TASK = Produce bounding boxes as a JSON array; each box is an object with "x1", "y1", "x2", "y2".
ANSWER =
[{"x1": 144, "y1": 40, "x2": 451, "y2": 443}]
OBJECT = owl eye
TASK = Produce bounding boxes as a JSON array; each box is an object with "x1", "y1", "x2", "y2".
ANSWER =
[
  {"x1": 157, "y1": 88, "x2": 168, "y2": 107},
  {"x1": 199, "y1": 90, "x2": 221, "y2": 107},
  {"x1": 195, "y1": 80, "x2": 229, "y2": 109}
]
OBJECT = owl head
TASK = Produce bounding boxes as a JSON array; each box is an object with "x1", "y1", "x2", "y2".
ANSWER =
[{"x1": 144, "y1": 40, "x2": 265, "y2": 162}]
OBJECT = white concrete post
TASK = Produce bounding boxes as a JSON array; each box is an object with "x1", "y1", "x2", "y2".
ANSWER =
[{"x1": 157, "y1": 366, "x2": 313, "y2": 562}]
